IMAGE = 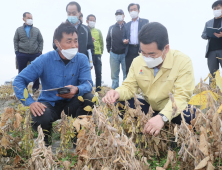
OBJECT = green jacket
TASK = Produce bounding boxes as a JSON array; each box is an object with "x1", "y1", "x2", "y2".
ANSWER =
[{"x1": 90, "y1": 28, "x2": 104, "y2": 55}]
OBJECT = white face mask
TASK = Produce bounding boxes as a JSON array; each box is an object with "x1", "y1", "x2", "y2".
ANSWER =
[
  {"x1": 116, "y1": 15, "x2": 123, "y2": 22},
  {"x1": 130, "y1": 11, "x2": 139, "y2": 19},
  {"x1": 26, "y1": 19, "x2": 33, "y2": 25},
  {"x1": 89, "y1": 21, "x2": 96, "y2": 28},
  {"x1": 213, "y1": 9, "x2": 222, "y2": 18},
  {"x1": 143, "y1": 50, "x2": 165, "y2": 68},
  {"x1": 57, "y1": 41, "x2": 78, "y2": 60}
]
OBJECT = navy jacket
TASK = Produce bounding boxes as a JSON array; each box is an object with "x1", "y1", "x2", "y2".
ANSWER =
[
  {"x1": 123, "y1": 18, "x2": 149, "y2": 55},
  {"x1": 106, "y1": 22, "x2": 126, "y2": 54}
]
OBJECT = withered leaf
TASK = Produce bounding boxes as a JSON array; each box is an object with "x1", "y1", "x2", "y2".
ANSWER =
[
  {"x1": 77, "y1": 129, "x2": 86, "y2": 138},
  {"x1": 84, "y1": 106, "x2": 93, "y2": 112},
  {"x1": 199, "y1": 133, "x2": 209, "y2": 156},
  {"x1": 1, "y1": 136, "x2": 8, "y2": 148},
  {"x1": 78, "y1": 96, "x2": 84, "y2": 102},
  {"x1": 14, "y1": 155, "x2": 21, "y2": 165},
  {"x1": 92, "y1": 96, "x2": 98, "y2": 103},
  {"x1": 13, "y1": 113, "x2": 22, "y2": 129},
  {"x1": 73, "y1": 118, "x2": 80, "y2": 132},
  {"x1": 156, "y1": 167, "x2": 165, "y2": 170},
  {"x1": 195, "y1": 156, "x2": 210, "y2": 169},
  {"x1": 63, "y1": 161, "x2": 71, "y2": 170},
  {"x1": 207, "y1": 162, "x2": 215, "y2": 170}
]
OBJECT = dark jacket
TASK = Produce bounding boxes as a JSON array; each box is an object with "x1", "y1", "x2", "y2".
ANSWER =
[
  {"x1": 53, "y1": 20, "x2": 94, "y2": 57},
  {"x1": 123, "y1": 18, "x2": 149, "y2": 55},
  {"x1": 14, "y1": 24, "x2": 43, "y2": 54},
  {"x1": 201, "y1": 18, "x2": 222, "y2": 58},
  {"x1": 106, "y1": 22, "x2": 126, "y2": 54}
]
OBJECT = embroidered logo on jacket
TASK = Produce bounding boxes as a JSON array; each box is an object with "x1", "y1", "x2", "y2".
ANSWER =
[{"x1": 139, "y1": 69, "x2": 143, "y2": 75}]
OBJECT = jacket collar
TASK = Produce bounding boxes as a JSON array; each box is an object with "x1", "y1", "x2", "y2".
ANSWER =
[
  {"x1": 23, "y1": 23, "x2": 33, "y2": 28},
  {"x1": 115, "y1": 21, "x2": 126, "y2": 26},
  {"x1": 66, "y1": 19, "x2": 82, "y2": 29},
  {"x1": 141, "y1": 49, "x2": 174, "y2": 69}
]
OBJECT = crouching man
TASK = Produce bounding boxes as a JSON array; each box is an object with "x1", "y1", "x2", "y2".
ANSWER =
[
  {"x1": 102, "y1": 22, "x2": 196, "y2": 136},
  {"x1": 13, "y1": 22, "x2": 94, "y2": 144}
]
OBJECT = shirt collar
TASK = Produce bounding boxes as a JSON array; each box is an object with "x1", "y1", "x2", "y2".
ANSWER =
[{"x1": 132, "y1": 17, "x2": 140, "y2": 22}]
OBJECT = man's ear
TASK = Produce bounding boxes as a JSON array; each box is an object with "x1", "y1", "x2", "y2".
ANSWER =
[
  {"x1": 86, "y1": 20, "x2": 89, "y2": 24},
  {"x1": 23, "y1": 18, "x2": 25, "y2": 22},
  {"x1": 165, "y1": 44, "x2": 170, "y2": 54},
  {"x1": 54, "y1": 40, "x2": 60, "y2": 50}
]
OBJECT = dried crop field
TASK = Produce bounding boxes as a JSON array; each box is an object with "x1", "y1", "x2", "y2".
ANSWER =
[{"x1": 1, "y1": 71, "x2": 222, "y2": 170}]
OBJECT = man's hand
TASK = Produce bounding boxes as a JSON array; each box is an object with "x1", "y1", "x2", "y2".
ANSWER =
[
  {"x1": 102, "y1": 90, "x2": 120, "y2": 104},
  {"x1": 123, "y1": 39, "x2": 129, "y2": 44},
  {"x1": 92, "y1": 37, "x2": 95, "y2": 42},
  {"x1": 57, "y1": 85, "x2": 79, "y2": 99},
  {"x1": 30, "y1": 102, "x2": 47, "y2": 117},
  {"x1": 143, "y1": 115, "x2": 164, "y2": 136},
  {"x1": 214, "y1": 32, "x2": 222, "y2": 38}
]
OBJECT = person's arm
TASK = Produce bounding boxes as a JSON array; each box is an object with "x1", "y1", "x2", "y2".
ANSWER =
[
  {"x1": 87, "y1": 27, "x2": 95, "y2": 56},
  {"x1": 115, "y1": 60, "x2": 139, "y2": 101},
  {"x1": 201, "y1": 22, "x2": 209, "y2": 40},
  {"x1": 37, "y1": 29, "x2": 43, "y2": 53},
  {"x1": 123, "y1": 25, "x2": 127, "y2": 41},
  {"x1": 106, "y1": 27, "x2": 112, "y2": 53},
  {"x1": 14, "y1": 29, "x2": 19, "y2": 53},
  {"x1": 160, "y1": 60, "x2": 195, "y2": 122},
  {"x1": 13, "y1": 57, "x2": 44, "y2": 106},
  {"x1": 98, "y1": 29, "x2": 104, "y2": 54},
  {"x1": 77, "y1": 55, "x2": 93, "y2": 96}
]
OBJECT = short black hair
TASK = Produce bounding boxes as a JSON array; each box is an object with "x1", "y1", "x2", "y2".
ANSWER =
[
  {"x1": 54, "y1": 22, "x2": 78, "y2": 42},
  {"x1": 138, "y1": 22, "x2": 169, "y2": 51},
  {"x1": 87, "y1": 14, "x2": 96, "y2": 21},
  {"x1": 23, "y1": 12, "x2": 31, "y2": 18},
  {"x1": 212, "y1": 0, "x2": 222, "y2": 8},
  {"x1": 66, "y1": 1, "x2": 81, "y2": 12},
  {"x1": 80, "y1": 13, "x2": 83, "y2": 18},
  {"x1": 128, "y1": 3, "x2": 140, "y2": 12}
]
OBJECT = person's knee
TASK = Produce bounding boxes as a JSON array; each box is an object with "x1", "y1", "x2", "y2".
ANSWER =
[
  {"x1": 83, "y1": 93, "x2": 94, "y2": 106},
  {"x1": 31, "y1": 108, "x2": 53, "y2": 131}
]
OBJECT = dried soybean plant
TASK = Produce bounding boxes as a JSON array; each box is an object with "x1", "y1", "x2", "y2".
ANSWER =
[
  {"x1": 172, "y1": 73, "x2": 222, "y2": 170},
  {"x1": 29, "y1": 125, "x2": 57, "y2": 170},
  {"x1": 73, "y1": 102, "x2": 150, "y2": 170}
]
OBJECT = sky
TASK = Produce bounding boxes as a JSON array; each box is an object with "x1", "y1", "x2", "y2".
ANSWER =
[{"x1": 0, "y1": 0, "x2": 217, "y2": 86}]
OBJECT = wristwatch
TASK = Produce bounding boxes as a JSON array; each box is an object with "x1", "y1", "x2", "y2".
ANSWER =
[{"x1": 159, "y1": 113, "x2": 169, "y2": 123}]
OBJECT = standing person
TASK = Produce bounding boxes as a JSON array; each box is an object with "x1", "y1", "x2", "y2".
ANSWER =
[
  {"x1": 202, "y1": 0, "x2": 222, "y2": 81},
  {"x1": 53, "y1": 1, "x2": 94, "y2": 58},
  {"x1": 86, "y1": 14, "x2": 104, "y2": 92},
  {"x1": 123, "y1": 3, "x2": 149, "y2": 75},
  {"x1": 14, "y1": 12, "x2": 43, "y2": 93},
  {"x1": 106, "y1": 9, "x2": 126, "y2": 89}
]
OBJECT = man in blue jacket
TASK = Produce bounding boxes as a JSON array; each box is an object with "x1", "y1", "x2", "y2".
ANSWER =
[
  {"x1": 13, "y1": 22, "x2": 94, "y2": 145},
  {"x1": 123, "y1": 3, "x2": 149, "y2": 75}
]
